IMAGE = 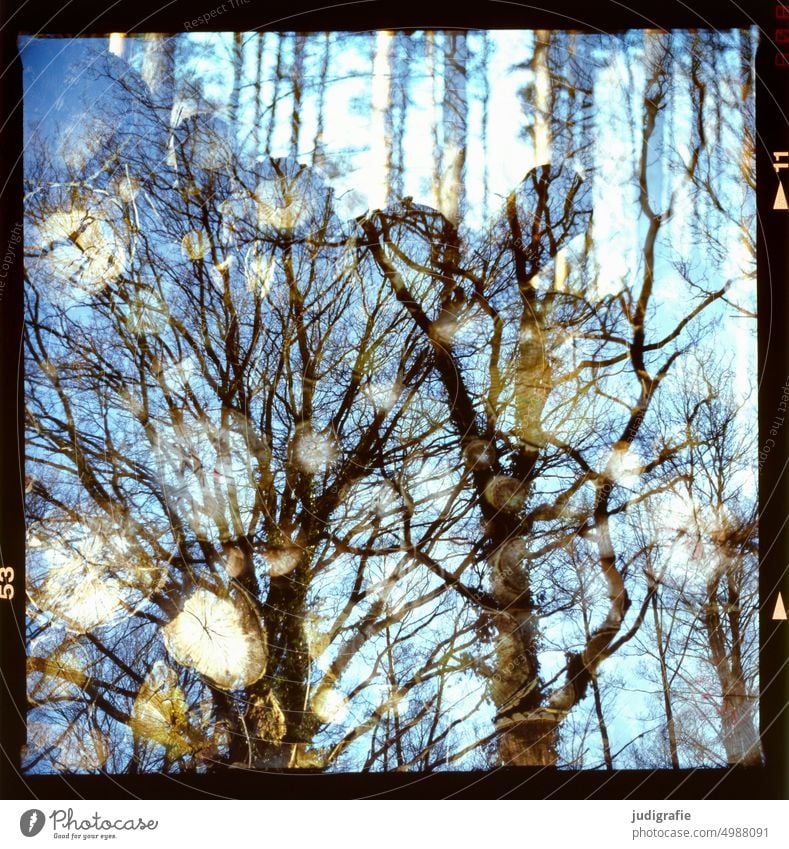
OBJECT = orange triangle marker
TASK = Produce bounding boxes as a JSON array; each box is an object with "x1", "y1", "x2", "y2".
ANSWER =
[
  {"x1": 774, "y1": 181, "x2": 788, "y2": 210},
  {"x1": 772, "y1": 592, "x2": 787, "y2": 620}
]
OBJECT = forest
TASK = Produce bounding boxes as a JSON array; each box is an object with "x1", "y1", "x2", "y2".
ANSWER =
[{"x1": 21, "y1": 28, "x2": 759, "y2": 772}]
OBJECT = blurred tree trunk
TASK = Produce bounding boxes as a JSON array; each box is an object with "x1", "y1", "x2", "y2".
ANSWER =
[
  {"x1": 312, "y1": 33, "x2": 331, "y2": 170},
  {"x1": 652, "y1": 591, "x2": 680, "y2": 768},
  {"x1": 290, "y1": 34, "x2": 306, "y2": 159},
  {"x1": 480, "y1": 32, "x2": 491, "y2": 220},
  {"x1": 704, "y1": 546, "x2": 761, "y2": 766},
  {"x1": 108, "y1": 33, "x2": 128, "y2": 60},
  {"x1": 370, "y1": 30, "x2": 394, "y2": 209},
  {"x1": 427, "y1": 31, "x2": 442, "y2": 210},
  {"x1": 265, "y1": 34, "x2": 284, "y2": 156},
  {"x1": 390, "y1": 32, "x2": 410, "y2": 200},
  {"x1": 579, "y1": 563, "x2": 614, "y2": 769},
  {"x1": 141, "y1": 34, "x2": 176, "y2": 124},
  {"x1": 253, "y1": 33, "x2": 264, "y2": 154},
  {"x1": 230, "y1": 33, "x2": 243, "y2": 132},
  {"x1": 532, "y1": 31, "x2": 550, "y2": 165},
  {"x1": 439, "y1": 31, "x2": 467, "y2": 224}
]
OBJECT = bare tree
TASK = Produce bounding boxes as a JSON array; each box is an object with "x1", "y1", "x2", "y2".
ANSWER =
[{"x1": 22, "y1": 28, "x2": 757, "y2": 774}]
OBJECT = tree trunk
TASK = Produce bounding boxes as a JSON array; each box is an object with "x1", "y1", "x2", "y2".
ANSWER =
[
  {"x1": 230, "y1": 33, "x2": 243, "y2": 132},
  {"x1": 580, "y1": 566, "x2": 613, "y2": 768},
  {"x1": 427, "y1": 32, "x2": 442, "y2": 211},
  {"x1": 108, "y1": 33, "x2": 127, "y2": 60},
  {"x1": 704, "y1": 552, "x2": 761, "y2": 765},
  {"x1": 311, "y1": 34, "x2": 331, "y2": 170},
  {"x1": 719, "y1": 677, "x2": 760, "y2": 766},
  {"x1": 265, "y1": 35, "x2": 284, "y2": 157},
  {"x1": 141, "y1": 34, "x2": 176, "y2": 119},
  {"x1": 390, "y1": 32, "x2": 409, "y2": 200},
  {"x1": 439, "y1": 31, "x2": 467, "y2": 224},
  {"x1": 289, "y1": 34, "x2": 305, "y2": 159},
  {"x1": 259, "y1": 554, "x2": 316, "y2": 766},
  {"x1": 253, "y1": 33, "x2": 264, "y2": 155},
  {"x1": 480, "y1": 32, "x2": 491, "y2": 221},
  {"x1": 488, "y1": 522, "x2": 556, "y2": 766},
  {"x1": 532, "y1": 31, "x2": 551, "y2": 166},
  {"x1": 652, "y1": 592, "x2": 680, "y2": 768},
  {"x1": 370, "y1": 30, "x2": 394, "y2": 209}
]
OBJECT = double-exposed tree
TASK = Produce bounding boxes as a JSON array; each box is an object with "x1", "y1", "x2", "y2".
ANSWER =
[{"x1": 22, "y1": 28, "x2": 759, "y2": 773}]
